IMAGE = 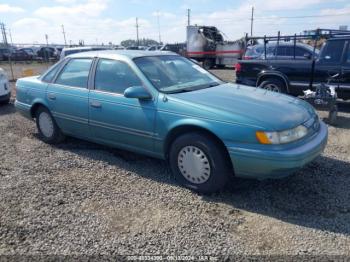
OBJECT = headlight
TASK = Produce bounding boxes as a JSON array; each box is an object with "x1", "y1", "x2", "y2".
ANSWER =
[{"x1": 256, "y1": 125, "x2": 308, "y2": 144}]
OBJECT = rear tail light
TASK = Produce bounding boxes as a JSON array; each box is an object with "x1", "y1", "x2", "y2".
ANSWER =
[{"x1": 235, "y1": 63, "x2": 242, "y2": 73}]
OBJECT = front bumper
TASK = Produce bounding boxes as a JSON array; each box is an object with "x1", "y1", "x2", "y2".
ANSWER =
[{"x1": 228, "y1": 121, "x2": 328, "y2": 180}]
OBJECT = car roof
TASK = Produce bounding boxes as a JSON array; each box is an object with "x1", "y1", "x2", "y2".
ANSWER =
[
  {"x1": 253, "y1": 42, "x2": 310, "y2": 48},
  {"x1": 328, "y1": 36, "x2": 350, "y2": 41},
  {"x1": 62, "y1": 46, "x2": 107, "y2": 51},
  {"x1": 68, "y1": 50, "x2": 176, "y2": 59}
]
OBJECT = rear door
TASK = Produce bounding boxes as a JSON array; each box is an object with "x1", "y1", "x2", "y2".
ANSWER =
[
  {"x1": 47, "y1": 58, "x2": 93, "y2": 138},
  {"x1": 314, "y1": 40, "x2": 345, "y2": 85}
]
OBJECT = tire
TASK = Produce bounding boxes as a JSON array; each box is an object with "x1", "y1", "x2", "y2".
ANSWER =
[
  {"x1": 0, "y1": 98, "x2": 10, "y2": 105},
  {"x1": 35, "y1": 106, "x2": 65, "y2": 144},
  {"x1": 202, "y1": 59, "x2": 214, "y2": 70},
  {"x1": 259, "y1": 78, "x2": 287, "y2": 93},
  {"x1": 169, "y1": 132, "x2": 231, "y2": 194}
]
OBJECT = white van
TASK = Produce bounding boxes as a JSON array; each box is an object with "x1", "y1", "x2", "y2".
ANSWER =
[
  {"x1": 59, "y1": 46, "x2": 111, "y2": 60},
  {"x1": 0, "y1": 68, "x2": 10, "y2": 104}
]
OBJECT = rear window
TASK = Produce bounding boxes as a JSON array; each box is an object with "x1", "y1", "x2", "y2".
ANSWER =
[{"x1": 245, "y1": 46, "x2": 264, "y2": 57}]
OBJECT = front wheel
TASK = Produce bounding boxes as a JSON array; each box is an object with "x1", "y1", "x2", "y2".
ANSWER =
[
  {"x1": 169, "y1": 133, "x2": 231, "y2": 194},
  {"x1": 35, "y1": 106, "x2": 65, "y2": 144}
]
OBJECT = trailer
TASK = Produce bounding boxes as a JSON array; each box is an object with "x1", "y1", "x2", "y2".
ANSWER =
[{"x1": 186, "y1": 25, "x2": 244, "y2": 69}]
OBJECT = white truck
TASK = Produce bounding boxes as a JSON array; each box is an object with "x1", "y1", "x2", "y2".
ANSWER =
[
  {"x1": 0, "y1": 68, "x2": 10, "y2": 104},
  {"x1": 186, "y1": 25, "x2": 245, "y2": 69}
]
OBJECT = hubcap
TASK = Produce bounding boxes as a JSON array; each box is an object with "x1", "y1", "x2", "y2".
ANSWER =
[
  {"x1": 177, "y1": 146, "x2": 211, "y2": 184},
  {"x1": 39, "y1": 112, "x2": 54, "y2": 138},
  {"x1": 264, "y1": 84, "x2": 280, "y2": 92}
]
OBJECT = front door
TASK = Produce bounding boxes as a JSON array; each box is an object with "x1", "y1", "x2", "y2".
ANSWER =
[
  {"x1": 88, "y1": 58, "x2": 156, "y2": 154},
  {"x1": 47, "y1": 58, "x2": 93, "y2": 138}
]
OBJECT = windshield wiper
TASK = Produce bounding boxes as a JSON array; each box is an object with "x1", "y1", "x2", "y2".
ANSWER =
[
  {"x1": 165, "y1": 89, "x2": 193, "y2": 94},
  {"x1": 164, "y1": 82, "x2": 222, "y2": 94}
]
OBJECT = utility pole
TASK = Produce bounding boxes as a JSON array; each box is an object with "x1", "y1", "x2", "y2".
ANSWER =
[
  {"x1": 135, "y1": 17, "x2": 139, "y2": 46},
  {"x1": 45, "y1": 34, "x2": 49, "y2": 46},
  {"x1": 8, "y1": 28, "x2": 13, "y2": 45},
  {"x1": 156, "y1": 11, "x2": 161, "y2": 44},
  {"x1": 1, "y1": 23, "x2": 8, "y2": 45},
  {"x1": 187, "y1": 9, "x2": 191, "y2": 26},
  {"x1": 1, "y1": 22, "x2": 14, "y2": 81},
  {"x1": 61, "y1": 24, "x2": 67, "y2": 46},
  {"x1": 250, "y1": 6, "x2": 254, "y2": 37}
]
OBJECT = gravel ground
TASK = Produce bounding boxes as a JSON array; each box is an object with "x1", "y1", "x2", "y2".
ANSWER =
[{"x1": 0, "y1": 66, "x2": 350, "y2": 257}]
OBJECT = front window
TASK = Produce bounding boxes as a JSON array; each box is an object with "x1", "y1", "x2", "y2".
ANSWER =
[
  {"x1": 94, "y1": 59, "x2": 142, "y2": 94},
  {"x1": 134, "y1": 55, "x2": 223, "y2": 94}
]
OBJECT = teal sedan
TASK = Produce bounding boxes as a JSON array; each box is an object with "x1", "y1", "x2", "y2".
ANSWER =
[{"x1": 15, "y1": 51, "x2": 328, "y2": 193}]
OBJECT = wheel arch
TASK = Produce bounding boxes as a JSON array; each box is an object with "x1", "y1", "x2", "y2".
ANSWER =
[
  {"x1": 257, "y1": 72, "x2": 290, "y2": 92},
  {"x1": 30, "y1": 100, "x2": 50, "y2": 118}
]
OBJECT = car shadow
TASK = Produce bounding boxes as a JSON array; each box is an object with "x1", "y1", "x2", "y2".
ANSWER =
[
  {"x1": 53, "y1": 136, "x2": 350, "y2": 236},
  {"x1": 0, "y1": 102, "x2": 16, "y2": 116},
  {"x1": 205, "y1": 155, "x2": 350, "y2": 235},
  {"x1": 332, "y1": 115, "x2": 350, "y2": 129}
]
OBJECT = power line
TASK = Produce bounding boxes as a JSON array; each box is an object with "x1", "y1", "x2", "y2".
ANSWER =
[{"x1": 251, "y1": 12, "x2": 350, "y2": 21}]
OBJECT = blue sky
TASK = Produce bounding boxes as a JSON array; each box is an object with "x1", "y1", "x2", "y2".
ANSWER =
[{"x1": 0, "y1": 0, "x2": 349, "y2": 45}]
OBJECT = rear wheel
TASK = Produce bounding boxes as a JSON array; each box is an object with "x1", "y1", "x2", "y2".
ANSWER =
[
  {"x1": 35, "y1": 106, "x2": 65, "y2": 144},
  {"x1": 259, "y1": 78, "x2": 287, "y2": 93},
  {"x1": 169, "y1": 132, "x2": 231, "y2": 194}
]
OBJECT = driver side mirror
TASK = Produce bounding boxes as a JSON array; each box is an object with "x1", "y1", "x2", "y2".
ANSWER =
[{"x1": 124, "y1": 86, "x2": 152, "y2": 100}]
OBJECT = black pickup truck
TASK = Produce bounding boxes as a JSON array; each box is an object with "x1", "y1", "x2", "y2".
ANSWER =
[{"x1": 236, "y1": 37, "x2": 350, "y2": 100}]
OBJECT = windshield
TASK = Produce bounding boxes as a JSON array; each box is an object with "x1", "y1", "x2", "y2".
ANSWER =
[{"x1": 134, "y1": 55, "x2": 223, "y2": 94}]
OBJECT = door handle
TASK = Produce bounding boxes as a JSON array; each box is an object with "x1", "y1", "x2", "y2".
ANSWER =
[
  {"x1": 48, "y1": 93, "x2": 56, "y2": 100},
  {"x1": 90, "y1": 101, "x2": 102, "y2": 108}
]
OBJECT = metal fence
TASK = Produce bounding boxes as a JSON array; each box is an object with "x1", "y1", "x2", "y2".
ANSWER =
[{"x1": 0, "y1": 59, "x2": 56, "y2": 81}]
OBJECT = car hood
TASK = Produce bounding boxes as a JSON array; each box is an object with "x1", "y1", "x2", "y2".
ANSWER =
[{"x1": 169, "y1": 83, "x2": 315, "y2": 131}]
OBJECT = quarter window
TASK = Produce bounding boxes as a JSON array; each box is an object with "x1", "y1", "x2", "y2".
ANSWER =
[
  {"x1": 94, "y1": 59, "x2": 142, "y2": 94},
  {"x1": 320, "y1": 40, "x2": 345, "y2": 63},
  {"x1": 42, "y1": 61, "x2": 64, "y2": 83},
  {"x1": 55, "y1": 58, "x2": 93, "y2": 88}
]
